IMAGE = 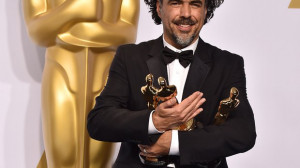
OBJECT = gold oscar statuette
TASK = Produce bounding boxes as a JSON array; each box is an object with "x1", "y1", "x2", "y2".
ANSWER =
[
  {"x1": 141, "y1": 74, "x2": 158, "y2": 110},
  {"x1": 214, "y1": 87, "x2": 240, "y2": 125},
  {"x1": 23, "y1": 0, "x2": 140, "y2": 167}
]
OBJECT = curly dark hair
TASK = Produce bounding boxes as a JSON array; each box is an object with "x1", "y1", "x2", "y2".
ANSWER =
[{"x1": 144, "y1": 0, "x2": 224, "y2": 25}]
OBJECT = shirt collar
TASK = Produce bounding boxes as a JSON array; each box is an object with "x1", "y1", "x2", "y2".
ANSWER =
[{"x1": 162, "y1": 35, "x2": 199, "y2": 55}]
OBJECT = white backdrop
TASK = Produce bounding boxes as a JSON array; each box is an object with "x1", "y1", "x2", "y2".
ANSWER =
[{"x1": 1, "y1": 0, "x2": 300, "y2": 167}]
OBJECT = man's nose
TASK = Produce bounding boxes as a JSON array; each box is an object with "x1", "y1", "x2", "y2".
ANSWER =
[{"x1": 180, "y1": 3, "x2": 191, "y2": 18}]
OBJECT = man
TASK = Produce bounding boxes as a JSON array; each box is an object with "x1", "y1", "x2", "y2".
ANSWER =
[{"x1": 87, "y1": 0, "x2": 256, "y2": 167}]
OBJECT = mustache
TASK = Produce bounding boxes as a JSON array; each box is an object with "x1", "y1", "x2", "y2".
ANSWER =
[{"x1": 173, "y1": 17, "x2": 197, "y2": 25}]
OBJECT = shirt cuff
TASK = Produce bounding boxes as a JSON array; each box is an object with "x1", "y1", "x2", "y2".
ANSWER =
[
  {"x1": 169, "y1": 130, "x2": 180, "y2": 155},
  {"x1": 148, "y1": 110, "x2": 164, "y2": 134}
]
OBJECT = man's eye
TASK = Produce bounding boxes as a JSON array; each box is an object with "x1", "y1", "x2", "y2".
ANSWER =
[
  {"x1": 170, "y1": 2, "x2": 180, "y2": 6},
  {"x1": 191, "y1": 2, "x2": 202, "y2": 8}
]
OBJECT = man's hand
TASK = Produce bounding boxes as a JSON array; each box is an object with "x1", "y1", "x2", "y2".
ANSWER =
[
  {"x1": 138, "y1": 131, "x2": 172, "y2": 157},
  {"x1": 153, "y1": 91, "x2": 206, "y2": 131}
]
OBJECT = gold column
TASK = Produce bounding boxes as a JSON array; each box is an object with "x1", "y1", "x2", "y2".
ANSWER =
[
  {"x1": 289, "y1": 0, "x2": 300, "y2": 8},
  {"x1": 22, "y1": 0, "x2": 139, "y2": 167}
]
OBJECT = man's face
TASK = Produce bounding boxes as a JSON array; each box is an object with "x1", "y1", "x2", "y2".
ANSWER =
[{"x1": 157, "y1": 0, "x2": 207, "y2": 48}]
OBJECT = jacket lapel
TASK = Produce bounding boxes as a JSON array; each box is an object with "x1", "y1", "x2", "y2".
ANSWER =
[
  {"x1": 182, "y1": 38, "x2": 213, "y2": 100},
  {"x1": 146, "y1": 37, "x2": 213, "y2": 95},
  {"x1": 146, "y1": 36, "x2": 168, "y2": 88}
]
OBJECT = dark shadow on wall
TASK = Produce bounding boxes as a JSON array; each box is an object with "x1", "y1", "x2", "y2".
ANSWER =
[{"x1": 4, "y1": 0, "x2": 45, "y2": 168}]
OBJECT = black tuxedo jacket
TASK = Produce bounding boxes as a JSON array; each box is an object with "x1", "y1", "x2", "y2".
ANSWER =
[{"x1": 87, "y1": 36, "x2": 256, "y2": 167}]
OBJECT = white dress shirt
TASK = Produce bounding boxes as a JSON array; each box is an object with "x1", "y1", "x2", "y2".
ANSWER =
[{"x1": 148, "y1": 35, "x2": 199, "y2": 155}]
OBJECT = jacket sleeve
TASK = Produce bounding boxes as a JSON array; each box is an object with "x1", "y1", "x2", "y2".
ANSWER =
[
  {"x1": 87, "y1": 46, "x2": 152, "y2": 145},
  {"x1": 178, "y1": 56, "x2": 256, "y2": 165}
]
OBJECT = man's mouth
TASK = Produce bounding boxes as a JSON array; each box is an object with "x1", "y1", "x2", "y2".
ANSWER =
[
  {"x1": 176, "y1": 24, "x2": 193, "y2": 32},
  {"x1": 179, "y1": 24, "x2": 190, "y2": 27},
  {"x1": 173, "y1": 18, "x2": 196, "y2": 32}
]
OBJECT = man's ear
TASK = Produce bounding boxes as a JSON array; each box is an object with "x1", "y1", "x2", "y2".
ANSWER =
[{"x1": 156, "y1": 0, "x2": 162, "y2": 18}]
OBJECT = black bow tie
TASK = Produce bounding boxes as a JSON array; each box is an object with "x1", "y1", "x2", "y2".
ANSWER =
[{"x1": 162, "y1": 47, "x2": 193, "y2": 68}]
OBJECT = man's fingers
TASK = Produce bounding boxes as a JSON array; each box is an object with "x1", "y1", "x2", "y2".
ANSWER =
[
  {"x1": 138, "y1": 144, "x2": 148, "y2": 152},
  {"x1": 191, "y1": 97, "x2": 206, "y2": 114},
  {"x1": 153, "y1": 91, "x2": 205, "y2": 130},
  {"x1": 186, "y1": 108, "x2": 203, "y2": 122},
  {"x1": 139, "y1": 145, "x2": 162, "y2": 158},
  {"x1": 138, "y1": 146, "x2": 159, "y2": 157},
  {"x1": 181, "y1": 96, "x2": 200, "y2": 121},
  {"x1": 181, "y1": 94, "x2": 204, "y2": 122},
  {"x1": 154, "y1": 97, "x2": 177, "y2": 120},
  {"x1": 197, "y1": 97, "x2": 206, "y2": 106},
  {"x1": 138, "y1": 145, "x2": 154, "y2": 156},
  {"x1": 181, "y1": 91, "x2": 202, "y2": 105},
  {"x1": 160, "y1": 91, "x2": 200, "y2": 110},
  {"x1": 179, "y1": 92, "x2": 203, "y2": 115},
  {"x1": 160, "y1": 97, "x2": 177, "y2": 108}
]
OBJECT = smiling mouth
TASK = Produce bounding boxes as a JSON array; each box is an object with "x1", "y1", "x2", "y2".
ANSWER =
[
  {"x1": 179, "y1": 24, "x2": 191, "y2": 27},
  {"x1": 176, "y1": 24, "x2": 194, "y2": 32},
  {"x1": 174, "y1": 22, "x2": 195, "y2": 26},
  {"x1": 173, "y1": 18, "x2": 196, "y2": 32}
]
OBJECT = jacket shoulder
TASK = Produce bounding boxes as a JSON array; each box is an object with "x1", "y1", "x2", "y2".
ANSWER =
[{"x1": 204, "y1": 42, "x2": 244, "y2": 64}]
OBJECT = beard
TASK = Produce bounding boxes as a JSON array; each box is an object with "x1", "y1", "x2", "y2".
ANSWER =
[
  {"x1": 172, "y1": 33, "x2": 196, "y2": 48},
  {"x1": 171, "y1": 17, "x2": 198, "y2": 48}
]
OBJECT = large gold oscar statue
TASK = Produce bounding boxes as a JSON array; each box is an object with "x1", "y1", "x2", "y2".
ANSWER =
[
  {"x1": 23, "y1": 0, "x2": 139, "y2": 167},
  {"x1": 289, "y1": 0, "x2": 300, "y2": 8}
]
